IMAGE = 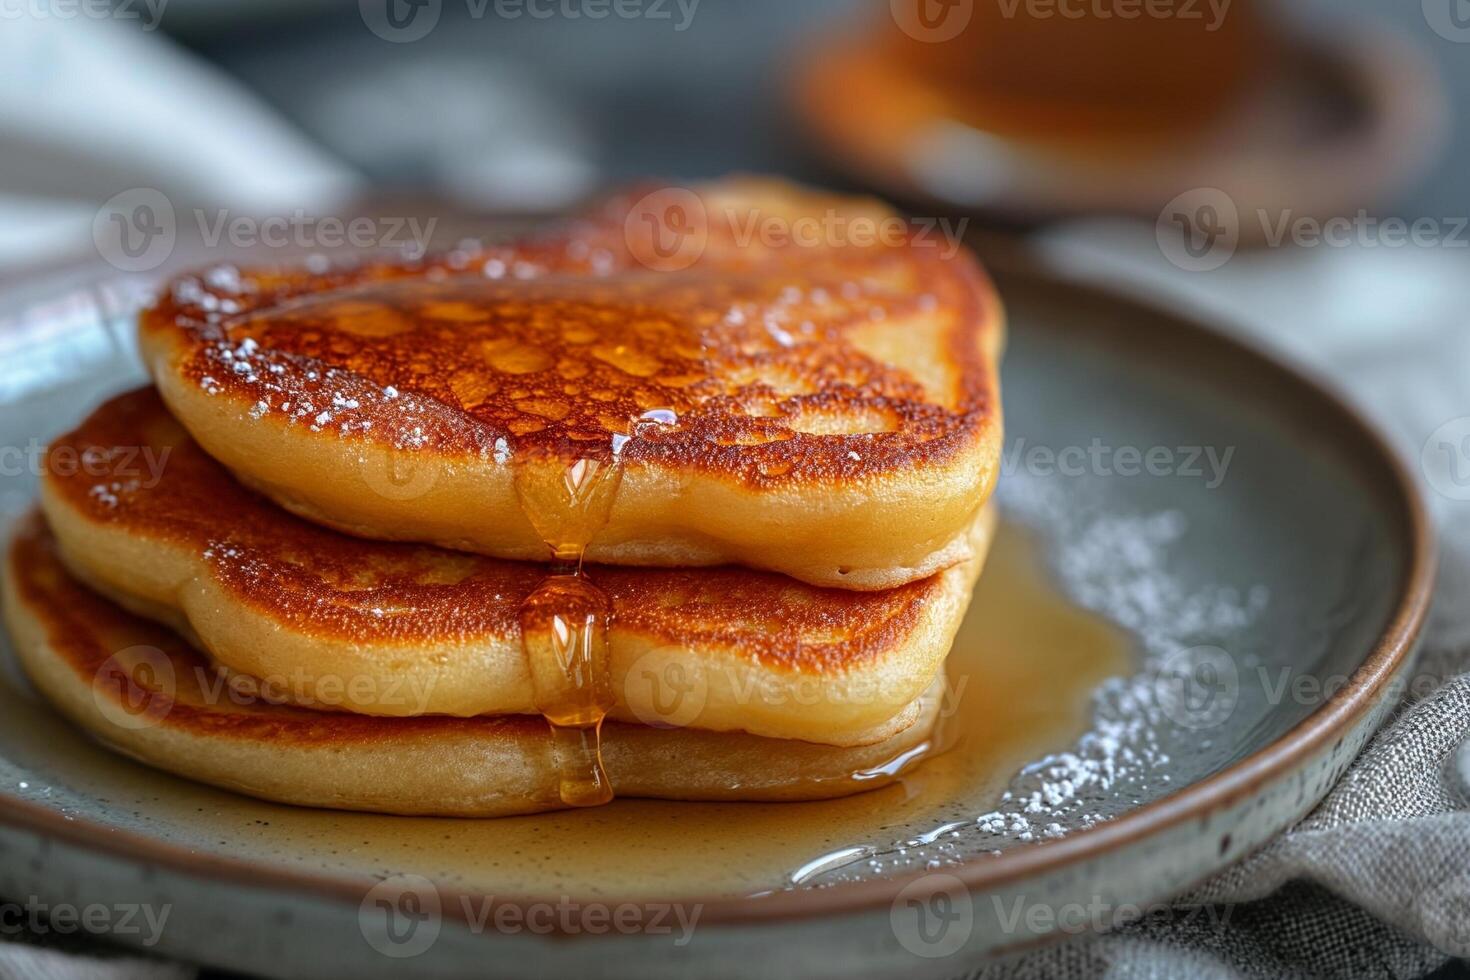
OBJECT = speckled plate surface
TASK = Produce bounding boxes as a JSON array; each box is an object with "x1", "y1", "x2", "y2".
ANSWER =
[{"x1": 0, "y1": 261, "x2": 1432, "y2": 978}]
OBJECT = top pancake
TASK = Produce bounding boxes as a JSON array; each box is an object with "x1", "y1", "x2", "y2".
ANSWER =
[{"x1": 139, "y1": 177, "x2": 1004, "y2": 589}]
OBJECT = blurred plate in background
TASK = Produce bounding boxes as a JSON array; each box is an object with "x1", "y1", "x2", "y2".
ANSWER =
[{"x1": 792, "y1": 18, "x2": 1445, "y2": 235}]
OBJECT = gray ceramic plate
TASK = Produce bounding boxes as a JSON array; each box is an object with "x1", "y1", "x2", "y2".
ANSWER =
[{"x1": 0, "y1": 262, "x2": 1432, "y2": 978}]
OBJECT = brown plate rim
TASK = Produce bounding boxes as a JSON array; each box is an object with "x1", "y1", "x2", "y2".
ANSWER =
[{"x1": 0, "y1": 265, "x2": 1437, "y2": 932}]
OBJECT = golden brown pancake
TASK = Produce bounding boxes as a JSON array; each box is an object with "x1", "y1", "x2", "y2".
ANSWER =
[
  {"x1": 1, "y1": 519, "x2": 944, "y2": 817},
  {"x1": 138, "y1": 177, "x2": 1003, "y2": 590},
  {"x1": 39, "y1": 389, "x2": 992, "y2": 746}
]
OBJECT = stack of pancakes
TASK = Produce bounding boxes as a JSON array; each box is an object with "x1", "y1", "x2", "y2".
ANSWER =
[{"x1": 1, "y1": 178, "x2": 1004, "y2": 816}]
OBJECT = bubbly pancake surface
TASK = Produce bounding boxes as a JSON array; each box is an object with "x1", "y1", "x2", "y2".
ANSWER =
[
  {"x1": 1, "y1": 520, "x2": 945, "y2": 817},
  {"x1": 39, "y1": 389, "x2": 989, "y2": 745},
  {"x1": 139, "y1": 178, "x2": 1004, "y2": 589}
]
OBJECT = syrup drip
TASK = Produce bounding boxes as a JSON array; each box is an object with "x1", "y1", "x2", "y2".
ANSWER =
[{"x1": 515, "y1": 456, "x2": 624, "y2": 807}]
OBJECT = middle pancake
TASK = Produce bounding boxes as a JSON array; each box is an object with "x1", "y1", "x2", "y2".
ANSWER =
[{"x1": 42, "y1": 389, "x2": 992, "y2": 746}]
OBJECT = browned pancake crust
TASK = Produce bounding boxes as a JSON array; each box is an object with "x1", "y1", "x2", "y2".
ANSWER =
[
  {"x1": 139, "y1": 181, "x2": 1000, "y2": 484},
  {"x1": 9, "y1": 519, "x2": 528, "y2": 745},
  {"x1": 4, "y1": 519, "x2": 947, "y2": 815},
  {"x1": 50, "y1": 388, "x2": 944, "y2": 673}
]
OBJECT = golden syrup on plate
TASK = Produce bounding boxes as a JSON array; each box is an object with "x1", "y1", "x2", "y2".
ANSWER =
[{"x1": 471, "y1": 519, "x2": 1134, "y2": 895}]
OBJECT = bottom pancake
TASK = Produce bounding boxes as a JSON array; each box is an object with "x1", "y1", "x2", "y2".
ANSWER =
[{"x1": 1, "y1": 517, "x2": 943, "y2": 818}]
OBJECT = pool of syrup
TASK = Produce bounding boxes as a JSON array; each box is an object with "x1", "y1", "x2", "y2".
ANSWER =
[
  {"x1": 0, "y1": 519, "x2": 1131, "y2": 900},
  {"x1": 457, "y1": 520, "x2": 1132, "y2": 898}
]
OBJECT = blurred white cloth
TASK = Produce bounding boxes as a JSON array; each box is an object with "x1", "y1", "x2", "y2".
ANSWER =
[
  {"x1": 0, "y1": 13, "x2": 356, "y2": 980},
  {"x1": 0, "y1": 13, "x2": 357, "y2": 271},
  {"x1": 0, "y1": 941, "x2": 194, "y2": 980}
]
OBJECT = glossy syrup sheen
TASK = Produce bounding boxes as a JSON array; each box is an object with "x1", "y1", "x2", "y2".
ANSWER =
[
  {"x1": 515, "y1": 455, "x2": 625, "y2": 807},
  {"x1": 2, "y1": 520, "x2": 1132, "y2": 898}
]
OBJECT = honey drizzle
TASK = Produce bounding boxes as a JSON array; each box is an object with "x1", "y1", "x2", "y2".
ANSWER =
[{"x1": 515, "y1": 457, "x2": 624, "y2": 807}]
